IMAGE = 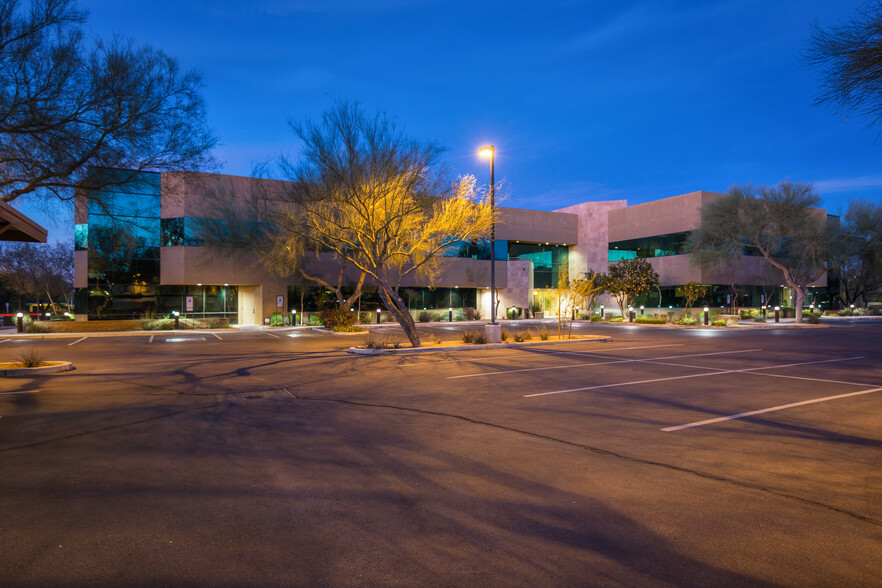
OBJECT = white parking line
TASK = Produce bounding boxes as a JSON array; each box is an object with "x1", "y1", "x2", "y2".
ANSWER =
[
  {"x1": 211, "y1": 333, "x2": 222, "y2": 340},
  {"x1": 67, "y1": 337, "x2": 87, "y2": 346},
  {"x1": 0, "y1": 389, "x2": 38, "y2": 395},
  {"x1": 0, "y1": 339, "x2": 10, "y2": 344},
  {"x1": 264, "y1": 332, "x2": 280, "y2": 339},
  {"x1": 662, "y1": 386, "x2": 882, "y2": 432},
  {"x1": 525, "y1": 356, "x2": 864, "y2": 398},
  {"x1": 452, "y1": 348, "x2": 762, "y2": 380},
  {"x1": 529, "y1": 344, "x2": 683, "y2": 357},
  {"x1": 148, "y1": 335, "x2": 155, "y2": 343}
]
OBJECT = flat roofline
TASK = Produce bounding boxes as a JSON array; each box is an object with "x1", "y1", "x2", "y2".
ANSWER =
[{"x1": 0, "y1": 200, "x2": 48, "y2": 243}]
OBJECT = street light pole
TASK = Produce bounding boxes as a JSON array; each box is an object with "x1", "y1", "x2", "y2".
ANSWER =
[{"x1": 480, "y1": 145, "x2": 496, "y2": 325}]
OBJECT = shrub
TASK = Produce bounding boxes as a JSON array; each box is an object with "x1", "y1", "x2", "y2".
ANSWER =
[
  {"x1": 461, "y1": 330, "x2": 486, "y2": 344},
  {"x1": 362, "y1": 333, "x2": 400, "y2": 349},
  {"x1": 431, "y1": 312, "x2": 445, "y2": 322},
  {"x1": 609, "y1": 316, "x2": 624, "y2": 323},
  {"x1": 589, "y1": 315, "x2": 603, "y2": 322},
  {"x1": 418, "y1": 310, "x2": 431, "y2": 322},
  {"x1": 839, "y1": 309, "x2": 853, "y2": 316},
  {"x1": 25, "y1": 320, "x2": 49, "y2": 333},
  {"x1": 453, "y1": 311, "x2": 465, "y2": 321},
  {"x1": 529, "y1": 301, "x2": 542, "y2": 314},
  {"x1": 712, "y1": 319, "x2": 727, "y2": 327},
  {"x1": 473, "y1": 309, "x2": 482, "y2": 320},
  {"x1": 506, "y1": 307, "x2": 522, "y2": 320},
  {"x1": 307, "y1": 313, "x2": 323, "y2": 326},
  {"x1": 358, "y1": 312, "x2": 373, "y2": 324},
  {"x1": 804, "y1": 311, "x2": 822, "y2": 324},
  {"x1": 500, "y1": 327, "x2": 509, "y2": 341},
  {"x1": 332, "y1": 325, "x2": 365, "y2": 332},
  {"x1": 635, "y1": 316, "x2": 666, "y2": 324},
  {"x1": 753, "y1": 317, "x2": 765, "y2": 322},
  {"x1": 533, "y1": 325, "x2": 550, "y2": 340},
  {"x1": 676, "y1": 314, "x2": 699, "y2": 325},
  {"x1": 15, "y1": 347, "x2": 46, "y2": 368},
  {"x1": 320, "y1": 307, "x2": 356, "y2": 328},
  {"x1": 512, "y1": 332, "x2": 525, "y2": 342},
  {"x1": 269, "y1": 311, "x2": 284, "y2": 327}
]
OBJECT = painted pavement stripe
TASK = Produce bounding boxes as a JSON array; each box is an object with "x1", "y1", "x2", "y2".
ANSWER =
[
  {"x1": 211, "y1": 333, "x2": 222, "y2": 340},
  {"x1": 67, "y1": 337, "x2": 87, "y2": 346},
  {"x1": 452, "y1": 348, "x2": 762, "y2": 380},
  {"x1": 662, "y1": 386, "x2": 882, "y2": 432},
  {"x1": 525, "y1": 356, "x2": 864, "y2": 398}
]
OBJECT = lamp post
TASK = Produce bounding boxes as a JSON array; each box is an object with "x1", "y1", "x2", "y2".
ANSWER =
[
  {"x1": 479, "y1": 145, "x2": 496, "y2": 325},
  {"x1": 703, "y1": 307, "x2": 709, "y2": 326}
]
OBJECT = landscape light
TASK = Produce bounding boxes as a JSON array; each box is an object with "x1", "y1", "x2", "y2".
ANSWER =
[
  {"x1": 173, "y1": 311, "x2": 180, "y2": 316},
  {"x1": 16, "y1": 312, "x2": 22, "y2": 318}
]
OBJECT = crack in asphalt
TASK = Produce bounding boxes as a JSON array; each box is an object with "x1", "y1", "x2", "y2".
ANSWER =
[{"x1": 289, "y1": 392, "x2": 882, "y2": 529}]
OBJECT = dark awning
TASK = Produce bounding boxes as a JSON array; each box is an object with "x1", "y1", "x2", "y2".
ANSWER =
[{"x1": 0, "y1": 200, "x2": 48, "y2": 242}]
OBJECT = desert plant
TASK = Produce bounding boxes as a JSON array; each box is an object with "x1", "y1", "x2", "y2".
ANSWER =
[
  {"x1": 512, "y1": 332, "x2": 525, "y2": 342},
  {"x1": 712, "y1": 319, "x2": 727, "y2": 326},
  {"x1": 358, "y1": 312, "x2": 373, "y2": 324},
  {"x1": 15, "y1": 347, "x2": 46, "y2": 368},
  {"x1": 635, "y1": 316, "x2": 666, "y2": 324},
  {"x1": 609, "y1": 316, "x2": 624, "y2": 322},
  {"x1": 473, "y1": 309, "x2": 482, "y2": 320},
  {"x1": 500, "y1": 327, "x2": 509, "y2": 341},
  {"x1": 269, "y1": 311, "x2": 284, "y2": 326},
  {"x1": 676, "y1": 314, "x2": 699, "y2": 325},
  {"x1": 804, "y1": 311, "x2": 822, "y2": 324},
  {"x1": 753, "y1": 317, "x2": 766, "y2": 323},
  {"x1": 589, "y1": 315, "x2": 603, "y2": 322},
  {"x1": 418, "y1": 310, "x2": 431, "y2": 322},
  {"x1": 533, "y1": 325, "x2": 550, "y2": 340},
  {"x1": 431, "y1": 312, "x2": 445, "y2": 322},
  {"x1": 362, "y1": 333, "x2": 401, "y2": 349},
  {"x1": 25, "y1": 321, "x2": 49, "y2": 333},
  {"x1": 307, "y1": 313, "x2": 323, "y2": 326}
]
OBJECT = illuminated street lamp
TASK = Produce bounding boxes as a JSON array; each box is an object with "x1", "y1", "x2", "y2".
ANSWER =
[{"x1": 479, "y1": 145, "x2": 496, "y2": 325}]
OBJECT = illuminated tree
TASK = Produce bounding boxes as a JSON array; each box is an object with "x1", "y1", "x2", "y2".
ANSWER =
[
  {"x1": 679, "y1": 281, "x2": 708, "y2": 309},
  {"x1": 605, "y1": 259, "x2": 659, "y2": 316}
]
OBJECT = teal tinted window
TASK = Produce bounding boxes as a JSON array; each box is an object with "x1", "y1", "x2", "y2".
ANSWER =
[
  {"x1": 443, "y1": 239, "x2": 508, "y2": 260},
  {"x1": 161, "y1": 217, "x2": 204, "y2": 247},
  {"x1": 75, "y1": 224, "x2": 88, "y2": 250},
  {"x1": 608, "y1": 231, "x2": 691, "y2": 262},
  {"x1": 509, "y1": 242, "x2": 568, "y2": 288},
  {"x1": 85, "y1": 170, "x2": 160, "y2": 218}
]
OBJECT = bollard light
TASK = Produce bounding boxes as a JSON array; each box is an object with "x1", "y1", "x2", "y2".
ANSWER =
[
  {"x1": 774, "y1": 306, "x2": 780, "y2": 323},
  {"x1": 449, "y1": 307, "x2": 453, "y2": 322},
  {"x1": 173, "y1": 310, "x2": 180, "y2": 329},
  {"x1": 376, "y1": 308, "x2": 381, "y2": 324},
  {"x1": 703, "y1": 307, "x2": 709, "y2": 326},
  {"x1": 16, "y1": 312, "x2": 23, "y2": 333},
  {"x1": 640, "y1": 305, "x2": 645, "y2": 317},
  {"x1": 600, "y1": 304, "x2": 605, "y2": 320}
]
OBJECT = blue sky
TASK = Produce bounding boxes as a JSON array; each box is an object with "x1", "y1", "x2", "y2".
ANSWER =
[{"x1": 17, "y1": 0, "x2": 881, "y2": 241}]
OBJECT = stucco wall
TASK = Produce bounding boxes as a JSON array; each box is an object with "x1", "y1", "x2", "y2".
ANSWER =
[{"x1": 555, "y1": 200, "x2": 628, "y2": 279}]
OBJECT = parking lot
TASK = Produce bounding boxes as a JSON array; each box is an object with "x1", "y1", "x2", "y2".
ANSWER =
[{"x1": 1, "y1": 321, "x2": 880, "y2": 586}]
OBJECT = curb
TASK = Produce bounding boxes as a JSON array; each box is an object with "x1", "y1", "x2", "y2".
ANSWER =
[
  {"x1": 0, "y1": 361, "x2": 74, "y2": 377},
  {"x1": 349, "y1": 335, "x2": 612, "y2": 355}
]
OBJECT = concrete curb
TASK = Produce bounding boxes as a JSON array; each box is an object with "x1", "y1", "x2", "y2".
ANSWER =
[
  {"x1": 0, "y1": 361, "x2": 74, "y2": 377},
  {"x1": 349, "y1": 335, "x2": 612, "y2": 355}
]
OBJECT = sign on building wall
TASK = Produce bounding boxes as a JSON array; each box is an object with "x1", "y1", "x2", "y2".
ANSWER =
[
  {"x1": 277, "y1": 295, "x2": 283, "y2": 308},
  {"x1": 186, "y1": 296, "x2": 194, "y2": 312}
]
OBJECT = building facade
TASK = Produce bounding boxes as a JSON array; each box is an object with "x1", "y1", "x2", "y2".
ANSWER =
[{"x1": 73, "y1": 171, "x2": 831, "y2": 323}]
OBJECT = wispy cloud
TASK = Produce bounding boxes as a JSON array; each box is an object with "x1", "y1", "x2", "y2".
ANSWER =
[{"x1": 812, "y1": 175, "x2": 882, "y2": 193}]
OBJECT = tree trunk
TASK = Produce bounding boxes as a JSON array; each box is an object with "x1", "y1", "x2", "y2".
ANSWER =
[
  {"x1": 793, "y1": 284, "x2": 807, "y2": 323},
  {"x1": 378, "y1": 285, "x2": 421, "y2": 347}
]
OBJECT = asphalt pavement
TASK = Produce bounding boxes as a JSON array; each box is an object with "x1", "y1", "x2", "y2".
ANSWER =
[{"x1": 1, "y1": 320, "x2": 880, "y2": 586}]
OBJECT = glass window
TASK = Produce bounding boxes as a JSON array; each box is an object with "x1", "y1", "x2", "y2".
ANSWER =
[
  {"x1": 509, "y1": 242, "x2": 569, "y2": 288},
  {"x1": 608, "y1": 231, "x2": 691, "y2": 262},
  {"x1": 74, "y1": 224, "x2": 88, "y2": 250}
]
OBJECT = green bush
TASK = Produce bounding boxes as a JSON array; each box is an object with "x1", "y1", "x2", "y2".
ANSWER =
[
  {"x1": 307, "y1": 313, "x2": 323, "y2": 326},
  {"x1": 418, "y1": 311, "x2": 431, "y2": 322},
  {"x1": 431, "y1": 312, "x2": 445, "y2": 322},
  {"x1": 804, "y1": 311, "x2": 822, "y2": 324},
  {"x1": 358, "y1": 312, "x2": 373, "y2": 324},
  {"x1": 712, "y1": 319, "x2": 727, "y2": 327},
  {"x1": 473, "y1": 309, "x2": 482, "y2": 320},
  {"x1": 609, "y1": 316, "x2": 624, "y2": 323},
  {"x1": 332, "y1": 325, "x2": 365, "y2": 332},
  {"x1": 25, "y1": 320, "x2": 49, "y2": 333},
  {"x1": 320, "y1": 307, "x2": 356, "y2": 328},
  {"x1": 634, "y1": 316, "x2": 666, "y2": 324},
  {"x1": 753, "y1": 316, "x2": 765, "y2": 323},
  {"x1": 269, "y1": 311, "x2": 284, "y2": 327},
  {"x1": 676, "y1": 314, "x2": 699, "y2": 325},
  {"x1": 506, "y1": 307, "x2": 522, "y2": 320},
  {"x1": 589, "y1": 315, "x2": 603, "y2": 322},
  {"x1": 453, "y1": 311, "x2": 465, "y2": 321}
]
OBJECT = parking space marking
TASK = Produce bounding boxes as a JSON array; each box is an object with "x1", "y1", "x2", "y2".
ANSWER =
[
  {"x1": 264, "y1": 332, "x2": 281, "y2": 339},
  {"x1": 211, "y1": 333, "x2": 222, "y2": 340},
  {"x1": 148, "y1": 335, "x2": 155, "y2": 343},
  {"x1": 0, "y1": 339, "x2": 10, "y2": 344},
  {"x1": 529, "y1": 344, "x2": 683, "y2": 357},
  {"x1": 662, "y1": 386, "x2": 882, "y2": 432},
  {"x1": 524, "y1": 355, "x2": 864, "y2": 398},
  {"x1": 452, "y1": 348, "x2": 761, "y2": 380},
  {"x1": 67, "y1": 337, "x2": 87, "y2": 346},
  {"x1": 0, "y1": 389, "x2": 38, "y2": 395}
]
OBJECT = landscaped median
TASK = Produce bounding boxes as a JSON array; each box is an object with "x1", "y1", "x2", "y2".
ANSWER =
[
  {"x1": 349, "y1": 334, "x2": 612, "y2": 355},
  {"x1": 0, "y1": 361, "x2": 73, "y2": 377}
]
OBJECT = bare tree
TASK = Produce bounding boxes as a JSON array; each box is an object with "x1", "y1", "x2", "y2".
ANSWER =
[
  {"x1": 835, "y1": 200, "x2": 882, "y2": 306},
  {"x1": 0, "y1": 0, "x2": 216, "y2": 211},
  {"x1": 246, "y1": 103, "x2": 492, "y2": 347},
  {"x1": 687, "y1": 182, "x2": 838, "y2": 323},
  {"x1": 805, "y1": 2, "x2": 882, "y2": 126},
  {"x1": 0, "y1": 241, "x2": 72, "y2": 313}
]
